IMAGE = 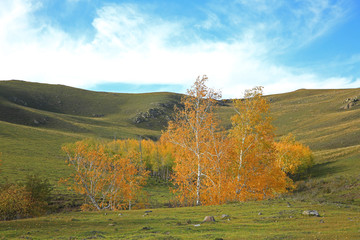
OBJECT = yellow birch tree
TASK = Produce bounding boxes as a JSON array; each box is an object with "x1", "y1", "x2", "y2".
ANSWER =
[
  {"x1": 229, "y1": 87, "x2": 289, "y2": 201},
  {"x1": 164, "y1": 75, "x2": 221, "y2": 206}
]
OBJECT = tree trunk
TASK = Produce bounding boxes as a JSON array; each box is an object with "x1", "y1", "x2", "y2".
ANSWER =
[{"x1": 196, "y1": 164, "x2": 201, "y2": 206}]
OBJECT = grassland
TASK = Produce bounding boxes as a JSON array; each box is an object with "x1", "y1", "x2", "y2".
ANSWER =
[
  {"x1": 0, "y1": 199, "x2": 359, "y2": 239},
  {"x1": 0, "y1": 80, "x2": 360, "y2": 239}
]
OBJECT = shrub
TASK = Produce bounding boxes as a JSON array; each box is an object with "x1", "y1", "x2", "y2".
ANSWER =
[
  {"x1": 274, "y1": 134, "x2": 314, "y2": 180},
  {"x1": 0, "y1": 184, "x2": 39, "y2": 220},
  {"x1": 22, "y1": 175, "x2": 53, "y2": 204},
  {"x1": 0, "y1": 175, "x2": 53, "y2": 221}
]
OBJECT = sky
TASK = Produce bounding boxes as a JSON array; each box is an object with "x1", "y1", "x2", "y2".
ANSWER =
[{"x1": 0, "y1": 0, "x2": 360, "y2": 98}]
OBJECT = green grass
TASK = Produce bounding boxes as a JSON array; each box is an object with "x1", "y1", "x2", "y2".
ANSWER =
[{"x1": 0, "y1": 199, "x2": 359, "y2": 239}]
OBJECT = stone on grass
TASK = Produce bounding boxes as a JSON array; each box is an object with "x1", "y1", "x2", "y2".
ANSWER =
[
  {"x1": 221, "y1": 214, "x2": 230, "y2": 220},
  {"x1": 203, "y1": 216, "x2": 215, "y2": 222},
  {"x1": 302, "y1": 210, "x2": 320, "y2": 217}
]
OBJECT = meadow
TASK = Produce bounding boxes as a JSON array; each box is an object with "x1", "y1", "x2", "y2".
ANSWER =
[{"x1": 1, "y1": 199, "x2": 359, "y2": 239}]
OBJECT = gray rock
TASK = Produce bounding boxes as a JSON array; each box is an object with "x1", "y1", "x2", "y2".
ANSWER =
[
  {"x1": 342, "y1": 96, "x2": 359, "y2": 109},
  {"x1": 203, "y1": 216, "x2": 215, "y2": 222},
  {"x1": 221, "y1": 214, "x2": 230, "y2": 220},
  {"x1": 302, "y1": 210, "x2": 320, "y2": 217}
]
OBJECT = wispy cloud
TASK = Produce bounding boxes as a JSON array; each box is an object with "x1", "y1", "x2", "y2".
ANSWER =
[{"x1": 0, "y1": 0, "x2": 358, "y2": 98}]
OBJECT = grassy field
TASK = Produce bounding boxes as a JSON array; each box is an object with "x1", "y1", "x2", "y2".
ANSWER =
[
  {"x1": 0, "y1": 80, "x2": 360, "y2": 238},
  {"x1": 0, "y1": 199, "x2": 359, "y2": 239}
]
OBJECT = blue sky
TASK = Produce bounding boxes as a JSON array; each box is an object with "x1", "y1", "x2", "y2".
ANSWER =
[{"x1": 0, "y1": 0, "x2": 359, "y2": 98}]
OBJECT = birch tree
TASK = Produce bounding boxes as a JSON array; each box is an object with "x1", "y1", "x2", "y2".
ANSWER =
[
  {"x1": 229, "y1": 87, "x2": 288, "y2": 200},
  {"x1": 164, "y1": 75, "x2": 221, "y2": 206}
]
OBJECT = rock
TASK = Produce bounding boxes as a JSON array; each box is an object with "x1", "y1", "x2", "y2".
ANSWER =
[
  {"x1": 302, "y1": 210, "x2": 320, "y2": 217},
  {"x1": 258, "y1": 212, "x2": 262, "y2": 215},
  {"x1": 203, "y1": 216, "x2": 215, "y2": 222},
  {"x1": 342, "y1": 96, "x2": 359, "y2": 109},
  {"x1": 193, "y1": 224, "x2": 201, "y2": 227},
  {"x1": 221, "y1": 214, "x2": 230, "y2": 220},
  {"x1": 144, "y1": 210, "x2": 152, "y2": 213},
  {"x1": 132, "y1": 106, "x2": 169, "y2": 124},
  {"x1": 319, "y1": 219, "x2": 324, "y2": 223},
  {"x1": 142, "y1": 226, "x2": 151, "y2": 230}
]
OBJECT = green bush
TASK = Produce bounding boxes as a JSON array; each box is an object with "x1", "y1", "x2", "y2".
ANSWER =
[{"x1": 22, "y1": 175, "x2": 53, "y2": 204}]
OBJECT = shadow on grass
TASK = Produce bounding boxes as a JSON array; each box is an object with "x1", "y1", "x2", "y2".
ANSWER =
[{"x1": 308, "y1": 161, "x2": 346, "y2": 179}]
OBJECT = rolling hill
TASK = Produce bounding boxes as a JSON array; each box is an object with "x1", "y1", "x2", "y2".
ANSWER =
[{"x1": 0, "y1": 80, "x2": 359, "y2": 205}]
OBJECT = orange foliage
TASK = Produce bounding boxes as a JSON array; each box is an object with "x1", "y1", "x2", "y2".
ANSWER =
[
  {"x1": 228, "y1": 87, "x2": 289, "y2": 200},
  {"x1": 274, "y1": 133, "x2": 314, "y2": 175},
  {"x1": 62, "y1": 139, "x2": 148, "y2": 211},
  {"x1": 164, "y1": 75, "x2": 227, "y2": 206},
  {"x1": 165, "y1": 82, "x2": 294, "y2": 206},
  {"x1": 61, "y1": 79, "x2": 313, "y2": 209}
]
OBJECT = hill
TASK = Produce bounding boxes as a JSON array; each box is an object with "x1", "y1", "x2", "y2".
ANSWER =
[{"x1": 0, "y1": 80, "x2": 359, "y2": 205}]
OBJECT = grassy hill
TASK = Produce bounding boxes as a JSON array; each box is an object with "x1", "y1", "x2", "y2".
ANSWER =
[
  {"x1": 0, "y1": 80, "x2": 359, "y2": 204},
  {"x1": 1, "y1": 80, "x2": 360, "y2": 239},
  {"x1": 0, "y1": 80, "x2": 180, "y2": 186}
]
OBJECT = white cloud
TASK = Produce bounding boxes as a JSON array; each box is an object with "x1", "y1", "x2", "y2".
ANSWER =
[{"x1": 0, "y1": 0, "x2": 358, "y2": 98}]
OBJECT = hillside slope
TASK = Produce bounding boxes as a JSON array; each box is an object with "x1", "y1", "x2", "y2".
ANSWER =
[
  {"x1": 0, "y1": 80, "x2": 181, "y2": 137},
  {"x1": 0, "y1": 80, "x2": 359, "y2": 204}
]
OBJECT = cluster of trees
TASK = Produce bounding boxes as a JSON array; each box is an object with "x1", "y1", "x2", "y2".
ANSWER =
[
  {"x1": 62, "y1": 138, "x2": 175, "y2": 210},
  {"x1": 163, "y1": 76, "x2": 313, "y2": 206},
  {"x1": 62, "y1": 76, "x2": 313, "y2": 210}
]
